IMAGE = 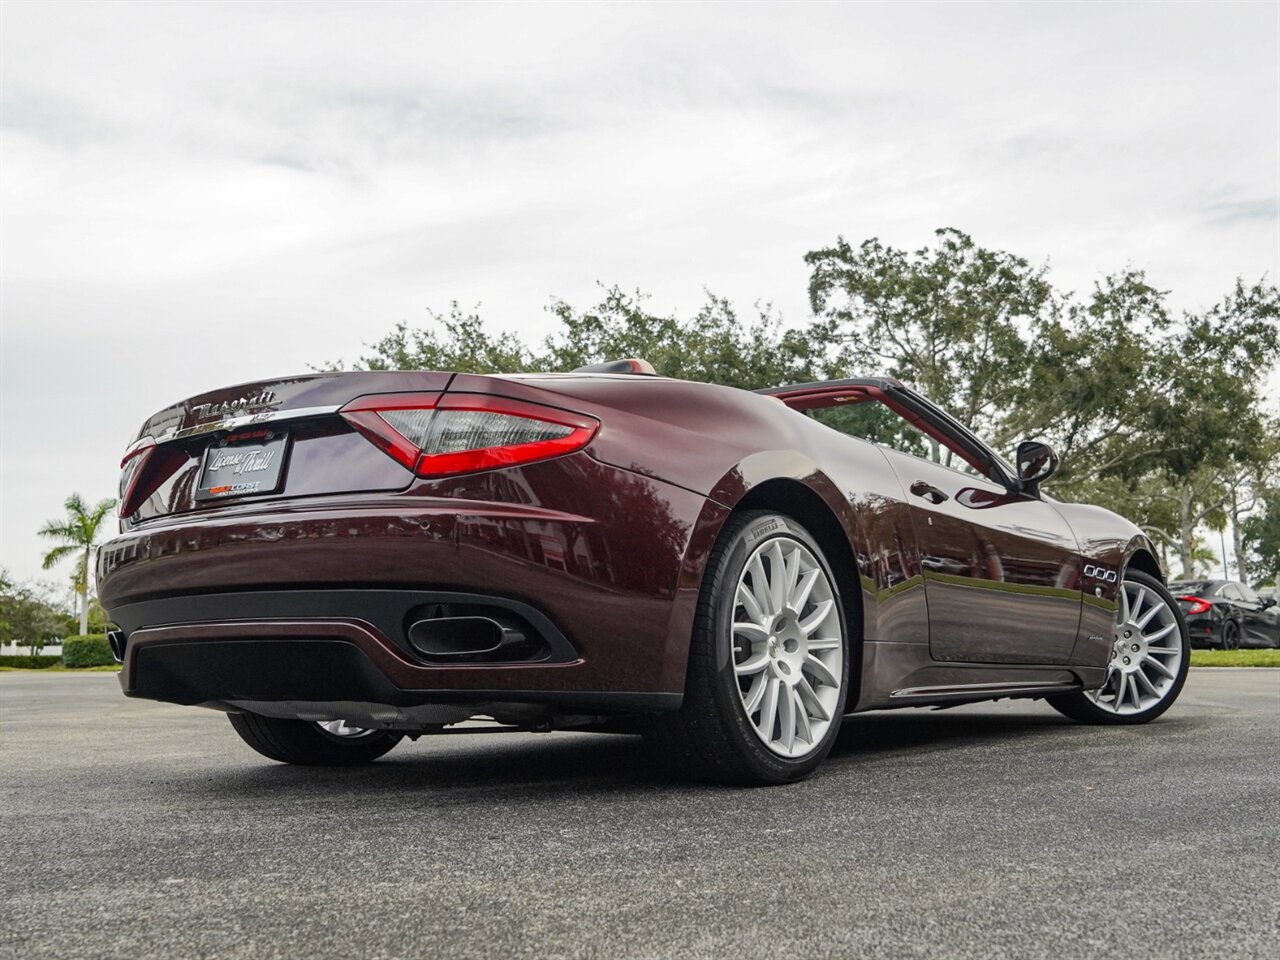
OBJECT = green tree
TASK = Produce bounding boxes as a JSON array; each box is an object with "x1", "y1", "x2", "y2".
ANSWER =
[
  {"x1": 1178, "y1": 536, "x2": 1224, "y2": 580},
  {"x1": 1005, "y1": 270, "x2": 1173, "y2": 471},
  {"x1": 805, "y1": 230, "x2": 1279, "y2": 575},
  {"x1": 1087, "y1": 282, "x2": 1278, "y2": 574},
  {"x1": 325, "y1": 229, "x2": 1276, "y2": 580},
  {"x1": 806, "y1": 227, "x2": 1052, "y2": 442},
  {"x1": 0, "y1": 570, "x2": 66, "y2": 655},
  {"x1": 38, "y1": 493, "x2": 116, "y2": 636},
  {"x1": 350, "y1": 303, "x2": 533, "y2": 373},
  {"x1": 341, "y1": 285, "x2": 819, "y2": 391},
  {"x1": 540, "y1": 286, "x2": 817, "y2": 390},
  {"x1": 1241, "y1": 486, "x2": 1280, "y2": 586},
  {"x1": 1223, "y1": 445, "x2": 1280, "y2": 582}
]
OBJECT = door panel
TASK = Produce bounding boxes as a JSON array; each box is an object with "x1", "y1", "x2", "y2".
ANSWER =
[
  {"x1": 1235, "y1": 586, "x2": 1280, "y2": 647},
  {"x1": 879, "y1": 450, "x2": 1084, "y2": 664}
]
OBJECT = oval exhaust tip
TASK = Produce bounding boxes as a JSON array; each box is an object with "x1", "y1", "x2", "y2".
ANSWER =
[{"x1": 407, "y1": 617, "x2": 506, "y2": 658}]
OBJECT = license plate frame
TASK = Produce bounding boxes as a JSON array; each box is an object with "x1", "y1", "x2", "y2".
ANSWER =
[{"x1": 194, "y1": 429, "x2": 290, "y2": 502}]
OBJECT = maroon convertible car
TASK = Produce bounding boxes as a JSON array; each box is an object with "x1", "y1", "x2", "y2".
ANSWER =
[{"x1": 99, "y1": 360, "x2": 1190, "y2": 783}]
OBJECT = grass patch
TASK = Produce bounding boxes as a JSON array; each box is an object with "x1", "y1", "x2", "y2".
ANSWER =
[
  {"x1": 0, "y1": 664, "x2": 121, "y2": 673},
  {"x1": 1191, "y1": 649, "x2": 1280, "y2": 667}
]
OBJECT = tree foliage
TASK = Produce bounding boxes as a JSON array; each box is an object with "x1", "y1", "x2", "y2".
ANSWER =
[
  {"x1": 1241, "y1": 486, "x2": 1280, "y2": 585},
  {"x1": 38, "y1": 493, "x2": 117, "y2": 637},
  {"x1": 806, "y1": 228, "x2": 1050, "y2": 437},
  {"x1": 0, "y1": 570, "x2": 67, "y2": 654},
  {"x1": 541, "y1": 286, "x2": 817, "y2": 390},
  {"x1": 330, "y1": 228, "x2": 1279, "y2": 583},
  {"x1": 354, "y1": 304, "x2": 533, "y2": 374},
  {"x1": 345, "y1": 285, "x2": 821, "y2": 391},
  {"x1": 805, "y1": 231, "x2": 1279, "y2": 577}
]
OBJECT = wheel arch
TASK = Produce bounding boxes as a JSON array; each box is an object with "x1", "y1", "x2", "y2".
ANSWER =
[
  {"x1": 660, "y1": 466, "x2": 872, "y2": 703},
  {"x1": 661, "y1": 454, "x2": 878, "y2": 704},
  {"x1": 730, "y1": 477, "x2": 865, "y2": 649},
  {"x1": 1124, "y1": 544, "x2": 1164, "y2": 583},
  {"x1": 704, "y1": 476, "x2": 869, "y2": 721}
]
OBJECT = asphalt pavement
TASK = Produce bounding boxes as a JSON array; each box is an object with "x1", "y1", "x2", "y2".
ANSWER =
[{"x1": 1, "y1": 669, "x2": 1277, "y2": 960}]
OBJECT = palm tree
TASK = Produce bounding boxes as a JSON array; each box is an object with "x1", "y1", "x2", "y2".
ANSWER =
[{"x1": 39, "y1": 494, "x2": 117, "y2": 636}]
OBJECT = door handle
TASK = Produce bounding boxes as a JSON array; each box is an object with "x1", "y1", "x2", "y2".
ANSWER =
[{"x1": 910, "y1": 481, "x2": 949, "y2": 504}]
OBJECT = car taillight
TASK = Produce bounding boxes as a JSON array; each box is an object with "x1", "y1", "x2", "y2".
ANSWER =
[
  {"x1": 118, "y1": 438, "x2": 157, "y2": 517},
  {"x1": 339, "y1": 393, "x2": 599, "y2": 477},
  {"x1": 1178, "y1": 596, "x2": 1211, "y2": 615}
]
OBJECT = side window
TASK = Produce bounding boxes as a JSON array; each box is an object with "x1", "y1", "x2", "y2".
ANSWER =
[
  {"x1": 1237, "y1": 584, "x2": 1259, "y2": 603},
  {"x1": 806, "y1": 401, "x2": 992, "y2": 482},
  {"x1": 1219, "y1": 583, "x2": 1243, "y2": 601}
]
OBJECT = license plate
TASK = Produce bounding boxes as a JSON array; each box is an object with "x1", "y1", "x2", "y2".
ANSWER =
[{"x1": 195, "y1": 429, "x2": 289, "y2": 502}]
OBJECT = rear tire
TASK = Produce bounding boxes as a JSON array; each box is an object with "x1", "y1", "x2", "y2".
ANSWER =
[
  {"x1": 645, "y1": 511, "x2": 851, "y2": 785},
  {"x1": 1221, "y1": 620, "x2": 1240, "y2": 651},
  {"x1": 1048, "y1": 570, "x2": 1189, "y2": 725},
  {"x1": 228, "y1": 713, "x2": 403, "y2": 765}
]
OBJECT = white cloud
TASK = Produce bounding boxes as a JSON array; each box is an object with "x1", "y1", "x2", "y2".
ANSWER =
[{"x1": 2, "y1": 0, "x2": 1277, "y2": 583}]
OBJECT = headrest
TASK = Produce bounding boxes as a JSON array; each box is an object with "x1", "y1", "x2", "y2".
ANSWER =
[{"x1": 571, "y1": 358, "x2": 657, "y2": 375}]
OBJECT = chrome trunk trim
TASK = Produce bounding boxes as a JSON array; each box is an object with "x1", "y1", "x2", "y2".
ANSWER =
[{"x1": 152, "y1": 405, "x2": 342, "y2": 443}]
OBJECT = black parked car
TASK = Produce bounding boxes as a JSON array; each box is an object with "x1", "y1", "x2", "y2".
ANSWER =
[{"x1": 1169, "y1": 580, "x2": 1280, "y2": 649}]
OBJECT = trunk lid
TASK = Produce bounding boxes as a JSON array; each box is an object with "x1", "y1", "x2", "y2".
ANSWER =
[{"x1": 121, "y1": 371, "x2": 453, "y2": 525}]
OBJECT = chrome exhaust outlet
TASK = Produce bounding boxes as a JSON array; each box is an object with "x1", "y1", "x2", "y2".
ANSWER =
[
  {"x1": 407, "y1": 616, "x2": 524, "y2": 659},
  {"x1": 106, "y1": 629, "x2": 126, "y2": 664}
]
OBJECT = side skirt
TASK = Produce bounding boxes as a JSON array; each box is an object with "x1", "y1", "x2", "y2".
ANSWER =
[{"x1": 852, "y1": 640, "x2": 1108, "y2": 711}]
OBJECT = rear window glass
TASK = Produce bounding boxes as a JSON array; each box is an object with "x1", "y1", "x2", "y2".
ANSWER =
[{"x1": 1171, "y1": 581, "x2": 1214, "y2": 595}]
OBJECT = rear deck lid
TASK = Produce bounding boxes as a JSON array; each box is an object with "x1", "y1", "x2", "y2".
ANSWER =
[{"x1": 120, "y1": 372, "x2": 454, "y2": 524}]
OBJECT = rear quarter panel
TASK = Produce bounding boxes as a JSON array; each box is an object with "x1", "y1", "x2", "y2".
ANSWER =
[
  {"x1": 464, "y1": 374, "x2": 928, "y2": 652},
  {"x1": 100, "y1": 452, "x2": 717, "y2": 697}
]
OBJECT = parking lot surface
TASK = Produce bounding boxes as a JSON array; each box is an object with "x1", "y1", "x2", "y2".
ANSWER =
[{"x1": 1, "y1": 669, "x2": 1277, "y2": 960}]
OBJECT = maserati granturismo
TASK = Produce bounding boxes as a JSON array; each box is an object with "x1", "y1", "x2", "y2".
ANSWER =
[{"x1": 98, "y1": 359, "x2": 1190, "y2": 783}]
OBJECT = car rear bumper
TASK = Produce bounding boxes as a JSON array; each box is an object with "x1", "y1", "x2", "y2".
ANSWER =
[
  {"x1": 1183, "y1": 612, "x2": 1222, "y2": 648},
  {"x1": 118, "y1": 615, "x2": 678, "y2": 715},
  {"x1": 98, "y1": 455, "x2": 730, "y2": 711}
]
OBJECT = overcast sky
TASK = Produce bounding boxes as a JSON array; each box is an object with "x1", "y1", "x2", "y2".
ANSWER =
[{"x1": 2, "y1": 0, "x2": 1278, "y2": 590}]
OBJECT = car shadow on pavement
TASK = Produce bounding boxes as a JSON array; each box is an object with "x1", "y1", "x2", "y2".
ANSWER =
[
  {"x1": 182, "y1": 706, "x2": 1110, "y2": 797},
  {"x1": 203, "y1": 732, "x2": 664, "y2": 798},
  {"x1": 831, "y1": 709, "x2": 1074, "y2": 760}
]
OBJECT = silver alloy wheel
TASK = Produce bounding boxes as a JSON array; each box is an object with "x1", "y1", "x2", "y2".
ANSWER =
[
  {"x1": 731, "y1": 536, "x2": 843, "y2": 758},
  {"x1": 1085, "y1": 578, "x2": 1184, "y2": 715},
  {"x1": 316, "y1": 719, "x2": 377, "y2": 739}
]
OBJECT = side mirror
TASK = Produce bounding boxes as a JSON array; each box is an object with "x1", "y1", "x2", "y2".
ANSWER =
[
  {"x1": 1015, "y1": 440, "x2": 1059, "y2": 495},
  {"x1": 1262, "y1": 597, "x2": 1277, "y2": 611}
]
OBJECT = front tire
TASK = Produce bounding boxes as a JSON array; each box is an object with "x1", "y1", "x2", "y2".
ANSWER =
[
  {"x1": 646, "y1": 511, "x2": 851, "y2": 785},
  {"x1": 1048, "y1": 569, "x2": 1189, "y2": 725},
  {"x1": 228, "y1": 713, "x2": 403, "y2": 765}
]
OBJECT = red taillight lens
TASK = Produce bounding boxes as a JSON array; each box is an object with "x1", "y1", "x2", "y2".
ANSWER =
[
  {"x1": 339, "y1": 393, "x2": 599, "y2": 477},
  {"x1": 1178, "y1": 596, "x2": 1211, "y2": 615},
  {"x1": 118, "y1": 438, "x2": 157, "y2": 517},
  {"x1": 339, "y1": 392, "x2": 443, "y2": 470}
]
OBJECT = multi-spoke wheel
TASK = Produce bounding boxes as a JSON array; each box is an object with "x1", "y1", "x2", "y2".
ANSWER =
[
  {"x1": 228, "y1": 712, "x2": 403, "y2": 764},
  {"x1": 316, "y1": 719, "x2": 379, "y2": 739},
  {"x1": 731, "y1": 535, "x2": 844, "y2": 758},
  {"x1": 645, "y1": 511, "x2": 851, "y2": 784},
  {"x1": 1048, "y1": 569, "x2": 1189, "y2": 725}
]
